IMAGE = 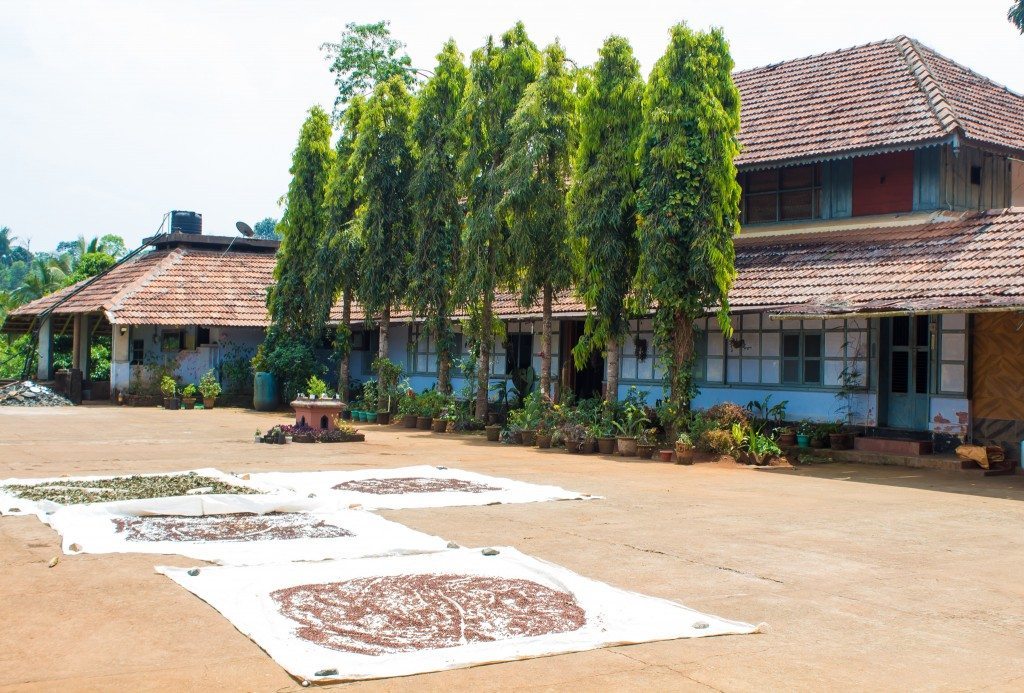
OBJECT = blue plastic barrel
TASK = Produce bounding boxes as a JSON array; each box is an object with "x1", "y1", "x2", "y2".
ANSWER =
[{"x1": 253, "y1": 372, "x2": 278, "y2": 411}]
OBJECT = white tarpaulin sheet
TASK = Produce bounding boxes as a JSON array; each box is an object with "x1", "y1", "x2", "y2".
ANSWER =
[
  {"x1": 43, "y1": 494, "x2": 450, "y2": 565},
  {"x1": 246, "y1": 465, "x2": 599, "y2": 510},
  {"x1": 157, "y1": 547, "x2": 759, "y2": 682},
  {"x1": 0, "y1": 468, "x2": 275, "y2": 518}
]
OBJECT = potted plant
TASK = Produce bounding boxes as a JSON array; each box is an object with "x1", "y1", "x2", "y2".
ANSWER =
[
  {"x1": 636, "y1": 428, "x2": 658, "y2": 460},
  {"x1": 612, "y1": 402, "x2": 649, "y2": 457},
  {"x1": 198, "y1": 369, "x2": 222, "y2": 409},
  {"x1": 536, "y1": 425, "x2": 553, "y2": 449},
  {"x1": 809, "y1": 423, "x2": 830, "y2": 448},
  {"x1": 181, "y1": 383, "x2": 197, "y2": 409},
  {"x1": 775, "y1": 426, "x2": 796, "y2": 447},
  {"x1": 745, "y1": 429, "x2": 783, "y2": 465},
  {"x1": 827, "y1": 421, "x2": 853, "y2": 450},
  {"x1": 372, "y1": 357, "x2": 402, "y2": 425},
  {"x1": 595, "y1": 418, "x2": 616, "y2": 455},
  {"x1": 560, "y1": 422, "x2": 587, "y2": 453},
  {"x1": 675, "y1": 432, "x2": 695, "y2": 465},
  {"x1": 160, "y1": 375, "x2": 179, "y2": 410},
  {"x1": 796, "y1": 421, "x2": 812, "y2": 448},
  {"x1": 658, "y1": 448, "x2": 674, "y2": 463},
  {"x1": 397, "y1": 389, "x2": 418, "y2": 427}
]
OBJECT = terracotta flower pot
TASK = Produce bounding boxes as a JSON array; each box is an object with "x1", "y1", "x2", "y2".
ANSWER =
[
  {"x1": 536, "y1": 433, "x2": 552, "y2": 449},
  {"x1": 431, "y1": 418, "x2": 447, "y2": 433},
  {"x1": 416, "y1": 416, "x2": 432, "y2": 430},
  {"x1": 402, "y1": 413, "x2": 417, "y2": 428},
  {"x1": 181, "y1": 397, "x2": 196, "y2": 410},
  {"x1": 203, "y1": 396, "x2": 216, "y2": 409},
  {"x1": 512, "y1": 431, "x2": 524, "y2": 445},
  {"x1": 617, "y1": 436, "x2": 638, "y2": 457},
  {"x1": 485, "y1": 425, "x2": 501, "y2": 442},
  {"x1": 377, "y1": 411, "x2": 392, "y2": 425},
  {"x1": 596, "y1": 436, "x2": 616, "y2": 455},
  {"x1": 777, "y1": 432, "x2": 797, "y2": 447},
  {"x1": 829, "y1": 432, "x2": 853, "y2": 450},
  {"x1": 520, "y1": 430, "x2": 537, "y2": 446},
  {"x1": 637, "y1": 444, "x2": 656, "y2": 459},
  {"x1": 658, "y1": 449, "x2": 675, "y2": 463},
  {"x1": 581, "y1": 438, "x2": 597, "y2": 454},
  {"x1": 675, "y1": 444, "x2": 695, "y2": 465}
]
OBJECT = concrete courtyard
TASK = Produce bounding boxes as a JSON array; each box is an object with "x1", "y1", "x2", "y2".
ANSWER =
[{"x1": 2, "y1": 404, "x2": 1024, "y2": 691}]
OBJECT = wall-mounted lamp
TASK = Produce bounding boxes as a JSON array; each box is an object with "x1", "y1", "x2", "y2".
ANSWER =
[{"x1": 119, "y1": 326, "x2": 128, "y2": 336}]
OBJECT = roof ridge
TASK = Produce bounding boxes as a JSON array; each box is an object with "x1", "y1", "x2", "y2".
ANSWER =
[
  {"x1": 104, "y1": 248, "x2": 186, "y2": 319},
  {"x1": 733, "y1": 37, "x2": 894, "y2": 76},
  {"x1": 893, "y1": 36, "x2": 962, "y2": 137}
]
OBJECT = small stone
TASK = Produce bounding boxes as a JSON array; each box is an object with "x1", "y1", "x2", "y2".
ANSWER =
[
  {"x1": 692, "y1": 621, "x2": 709, "y2": 629},
  {"x1": 481, "y1": 548, "x2": 500, "y2": 556},
  {"x1": 301, "y1": 681, "x2": 310, "y2": 688},
  {"x1": 314, "y1": 669, "x2": 338, "y2": 677},
  {"x1": 8, "y1": 507, "x2": 20, "y2": 513},
  {"x1": 446, "y1": 541, "x2": 460, "y2": 549},
  {"x1": 69, "y1": 543, "x2": 81, "y2": 552},
  {"x1": 47, "y1": 556, "x2": 59, "y2": 568},
  {"x1": 436, "y1": 466, "x2": 447, "y2": 470},
  {"x1": 308, "y1": 493, "x2": 316, "y2": 499},
  {"x1": 239, "y1": 473, "x2": 250, "y2": 480},
  {"x1": 187, "y1": 568, "x2": 200, "y2": 576}
]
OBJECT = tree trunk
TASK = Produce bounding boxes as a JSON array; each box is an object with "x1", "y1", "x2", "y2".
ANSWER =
[
  {"x1": 378, "y1": 305, "x2": 391, "y2": 363},
  {"x1": 338, "y1": 288, "x2": 351, "y2": 403},
  {"x1": 540, "y1": 284, "x2": 552, "y2": 398},
  {"x1": 669, "y1": 308, "x2": 695, "y2": 438},
  {"x1": 437, "y1": 345, "x2": 451, "y2": 395},
  {"x1": 605, "y1": 334, "x2": 619, "y2": 403},
  {"x1": 474, "y1": 296, "x2": 491, "y2": 419}
]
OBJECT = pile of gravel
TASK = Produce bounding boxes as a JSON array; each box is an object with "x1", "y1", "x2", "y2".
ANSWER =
[{"x1": 0, "y1": 381, "x2": 74, "y2": 407}]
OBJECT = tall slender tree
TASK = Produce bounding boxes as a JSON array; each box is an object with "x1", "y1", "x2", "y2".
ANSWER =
[
  {"x1": 267, "y1": 106, "x2": 336, "y2": 343},
  {"x1": 500, "y1": 41, "x2": 576, "y2": 398},
  {"x1": 410, "y1": 40, "x2": 469, "y2": 394},
  {"x1": 353, "y1": 75, "x2": 415, "y2": 369},
  {"x1": 1011, "y1": 1, "x2": 1024, "y2": 33},
  {"x1": 635, "y1": 24, "x2": 742, "y2": 418},
  {"x1": 461, "y1": 23, "x2": 541, "y2": 418},
  {"x1": 321, "y1": 21, "x2": 416, "y2": 117},
  {"x1": 320, "y1": 96, "x2": 366, "y2": 402},
  {"x1": 568, "y1": 36, "x2": 644, "y2": 403}
]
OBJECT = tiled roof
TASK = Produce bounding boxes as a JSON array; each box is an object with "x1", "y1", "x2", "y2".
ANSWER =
[
  {"x1": 9, "y1": 248, "x2": 276, "y2": 327},
  {"x1": 342, "y1": 289, "x2": 586, "y2": 323},
  {"x1": 731, "y1": 208, "x2": 1024, "y2": 315},
  {"x1": 734, "y1": 36, "x2": 1024, "y2": 167}
]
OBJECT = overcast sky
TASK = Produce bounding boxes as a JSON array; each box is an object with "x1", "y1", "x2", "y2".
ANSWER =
[{"x1": 2, "y1": 0, "x2": 1022, "y2": 252}]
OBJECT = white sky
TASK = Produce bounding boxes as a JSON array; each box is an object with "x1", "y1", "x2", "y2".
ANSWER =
[{"x1": 1, "y1": 0, "x2": 1022, "y2": 252}]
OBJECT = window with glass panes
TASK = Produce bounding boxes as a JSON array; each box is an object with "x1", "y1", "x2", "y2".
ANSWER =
[
  {"x1": 740, "y1": 164, "x2": 823, "y2": 224},
  {"x1": 618, "y1": 319, "x2": 665, "y2": 382},
  {"x1": 696, "y1": 315, "x2": 868, "y2": 389},
  {"x1": 937, "y1": 314, "x2": 967, "y2": 394}
]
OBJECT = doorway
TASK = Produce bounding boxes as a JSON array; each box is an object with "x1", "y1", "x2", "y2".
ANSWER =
[
  {"x1": 562, "y1": 321, "x2": 605, "y2": 400},
  {"x1": 882, "y1": 315, "x2": 931, "y2": 429}
]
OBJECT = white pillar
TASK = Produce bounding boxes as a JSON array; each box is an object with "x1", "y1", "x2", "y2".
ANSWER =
[
  {"x1": 36, "y1": 316, "x2": 52, "y2": 381},
  {"x1": 110, "y1": 323, "x2": 131, "y2": 396}
]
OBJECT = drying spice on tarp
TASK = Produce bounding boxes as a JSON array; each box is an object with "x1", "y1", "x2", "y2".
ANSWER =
[
  {"x1": 332, "y1": 477, "x2": 502, "y2": 495},
  {"x1": 3, "y1": 472, "x2": 261, "y2": 505},
  {"x1": 271, "y1": 573, "x2": 587, "y2": 655},
  {"x1": 112, "y1": 512, "x2": 353, "y2": 542}
]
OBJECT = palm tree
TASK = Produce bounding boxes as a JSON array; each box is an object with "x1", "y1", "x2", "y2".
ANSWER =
[
  {"x1": 16, "y1": 258, "x2": 69, "y2": 302},
  {"x1": 0, "y1": 227, "x2": 17, "y2": 266},
  {"x1": 1011, "y1": 1, "x2": 1024, "y2": 33}
]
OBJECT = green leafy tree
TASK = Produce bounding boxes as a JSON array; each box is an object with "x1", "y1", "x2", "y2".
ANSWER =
[
  {"x1": 56, "y1": 234, "x2": 127, "y2": 262},
  {"x1": 635, "y1": 24, "x2": 742, "y2": 419},
  {"x1": 252, "y1": 217, "x2": 279, "y2": 240},
  {"x1": 568, "y1": 36, "x2": 644, "y2": 403},
  {"x1": 460, "y1": 22, "x2": 541, "y2": 418},
  {"x1": 0, "y1": 227, "x2": 17, "y2": 266},
  {"x1": 266, "y1": 105, "x2": 336, "y2": 367},
  {"x1": 321, "y1": 21, "x2": 415, "y2": 117},
  {"x1": 410, "y1": 40, "x2": 469, "y2": 394},
  {"x1": 499, "y1": 41, "x2": 576, "y2": 397},
  {"x1": 320, "y1": 96, "x2": 367, "y2": 402},
  {"x1": 353, "y1": 76, "x2": 415, "y2": 368},
  {"x1": 1011, "y1": 1, "x2": 1024, "y2": 32},
  {"x1": 69, "y1": 252, "x2": 117, "y2": 283}
]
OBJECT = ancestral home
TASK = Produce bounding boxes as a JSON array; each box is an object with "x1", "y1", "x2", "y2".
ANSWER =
[{"x1": 6, "y1": 36, "x2": 1024, "y2": 459}]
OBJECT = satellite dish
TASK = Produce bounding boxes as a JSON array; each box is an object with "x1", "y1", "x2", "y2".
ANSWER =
[{"x1": 236, "y1": 221, "x2": 255, "y2": 237}]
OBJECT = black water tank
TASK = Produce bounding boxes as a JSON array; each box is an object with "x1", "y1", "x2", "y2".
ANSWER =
[{"x1": 170, "y1": 210, "x2": 202, "y2": 234}]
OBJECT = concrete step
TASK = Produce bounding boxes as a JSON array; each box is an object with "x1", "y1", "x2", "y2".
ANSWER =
[{"x1": 854, "y1": 437, "x2": 933, "y2": 456}]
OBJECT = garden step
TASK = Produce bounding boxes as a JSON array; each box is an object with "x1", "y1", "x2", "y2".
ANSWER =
[{"x1": 854, "y1": 437, "x2": 933, "y2": 456}]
